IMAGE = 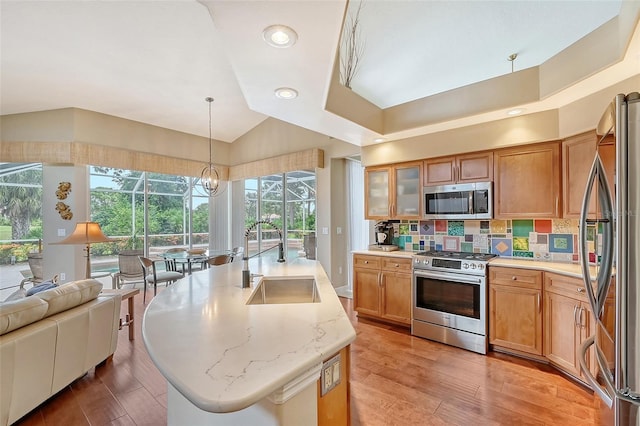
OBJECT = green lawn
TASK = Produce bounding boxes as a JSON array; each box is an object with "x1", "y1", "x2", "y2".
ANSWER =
[{"x1": 0, "y1": 226, "x2": 11, "y2": 240}]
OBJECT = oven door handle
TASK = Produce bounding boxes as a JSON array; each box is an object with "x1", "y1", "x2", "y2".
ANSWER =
[{"x1": 413, "y1": 270, "x2": 483, "y2": 285}]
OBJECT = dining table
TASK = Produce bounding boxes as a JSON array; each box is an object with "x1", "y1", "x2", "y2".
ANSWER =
[{"x1": 161, "y1": 249, "x2": 231, "y2": 275}]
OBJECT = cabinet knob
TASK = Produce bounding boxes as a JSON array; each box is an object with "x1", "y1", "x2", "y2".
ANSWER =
[
  {"x1": 511, "y1": 276, "x2": 517, "y2": 280},
  {"x1": 364, "y1": 261, "x2": 369, "y2": 264},
  {"x1": 395, "y1": 263, "x2": 399, "y2": 267},
  {"x1": 577, "y1": 287, "x2": 585, "y2": 293}
]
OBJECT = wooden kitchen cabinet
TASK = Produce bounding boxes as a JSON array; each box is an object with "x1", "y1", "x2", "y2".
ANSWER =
[
  {"x1": 493, "y1": 141, "x2": 562, "y2": 218},
  {"x1": 544, "y1": 272, "x2": 595, "y2": 381},
  {"x1": 562, "y1": 130, "x2": 616, "y2": 218},
  {"x1": 423, "y1": 151, "x2": 493, "y2": 186},
  {"x1": 365, "y1": 161, "x2": 421, "y2": 220},
  {"x1": 489, "y1": 267, "x2": 543, "y2": 356},
  {"x1": 353, "y1": 254, "x2": 412, "y2": 326}
]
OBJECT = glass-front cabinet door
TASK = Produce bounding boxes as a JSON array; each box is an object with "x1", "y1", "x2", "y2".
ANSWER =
[
  {"x1": 365, "y1": 168, "x2": 390, "y2": 219},
  {"x1": 365, "y1": 162, "x2": 422, "y2": 220},
  {"x1": 394, "y1": 162, "x2": 421, "y2": 218}
]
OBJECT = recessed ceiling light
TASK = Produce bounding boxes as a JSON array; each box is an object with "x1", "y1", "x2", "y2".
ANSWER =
[
  {"x1": 275, "y1": 87, "x2": 298, "y2": 99},
  {"x1": 262, "y1": 25, "x2": 298, "y2": 48},
  {"x1": 506, "y1": 108, "x2": 525, "y2": 116}
]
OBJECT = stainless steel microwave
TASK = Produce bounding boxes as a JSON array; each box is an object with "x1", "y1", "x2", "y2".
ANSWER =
[{"x1": 423, "y1": 182, "x2": 493, "y2": 219}]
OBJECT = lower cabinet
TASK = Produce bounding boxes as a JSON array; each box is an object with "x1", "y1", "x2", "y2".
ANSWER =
[
  {"x1": 353, "y1": 254, "x2": 412, "y2": 326},
  {"x1": 544, "y1": 272, "x2": 596, "y2": 381},
  {"x1": 489, "y1": 267, "x2": 543, "y2": 356},
  {"x1": 488, "y1": 267, "x2": 617, "y2": 389}
]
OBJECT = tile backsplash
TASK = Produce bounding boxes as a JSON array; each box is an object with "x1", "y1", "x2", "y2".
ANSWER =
[{"x1": 388, "y1": 219, "x2": 594, "y2": 263}]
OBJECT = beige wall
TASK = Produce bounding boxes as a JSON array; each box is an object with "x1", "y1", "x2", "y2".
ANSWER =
[
  {"x1": 42, "y1": 164, "x2": 90, "y2": 282},
  {"x1": 559, "y1": 74, "x2": 640, "y2": 137},
  {"x1": 362, "y1": 110, "x2": 558, "y2": 166},
  {"x1": 362, "y1": 74, "x2": 640, "y2": 167},
  {"x1": 1, "y1": 108, "x2": 230, "y2": 170},
  {"x1": 330, "y1": 158, "x2": 348, "y2": 288}
]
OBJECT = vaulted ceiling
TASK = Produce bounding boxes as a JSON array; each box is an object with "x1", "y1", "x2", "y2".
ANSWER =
[{"x1": 1, "y1": 1, "x2": 638, "y2": 147}]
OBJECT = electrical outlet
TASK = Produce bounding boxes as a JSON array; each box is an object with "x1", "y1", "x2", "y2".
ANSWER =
[
  {"x1": 59, "y1": 273, "x2": 66, "y2": 281},
  {"x1": 321, "y1": 353, "x2": 341, "y2": 396},
  {"x1": 323, "y1": 366, "x2": 332, "y2": 390},
  {"x1": 332, "y1": 360, "x2": 341, "y2": 383},
  {"x1": 336, "y1": 227, "x2": 342, "y2": 235}
]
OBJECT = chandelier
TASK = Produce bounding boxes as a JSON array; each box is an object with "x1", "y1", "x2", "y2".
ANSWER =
[{"x1": 200, "y1": 96, "x2": 221, "y2": 196}]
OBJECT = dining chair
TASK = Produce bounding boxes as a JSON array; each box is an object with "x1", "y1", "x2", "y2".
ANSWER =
[
  {"x1": 138, "y1": 256, "x2": 184, "y2": 303},
  {"x1": 164, "y1": 247, "x2": 188, "y2": 274},
  {"x1": 207, "y1": 254, "x2": 232, "y2": 266},
  {"x1": 229, "y1": 246, "x2": 244, "y2": 262},
  {"x1": 187, "y1": 248, "x2": 208, "y2": 271},
  {"x1": 112, "y1": 249, "x2": 144, "y2": 289}
]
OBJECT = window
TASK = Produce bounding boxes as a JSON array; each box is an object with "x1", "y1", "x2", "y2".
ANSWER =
[
  {"x1": 0, "y1": 162, "x2": 43, "y2": 295},
  {"x1": 89, "y1": 167, "x2": 210, "y2": 269},
  {"x1": 244, "y1": 171, "x2": 316, "y2": 260}
]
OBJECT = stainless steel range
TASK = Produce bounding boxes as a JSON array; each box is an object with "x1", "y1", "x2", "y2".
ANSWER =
[{"x1": 412, "y1": 250, "x2": 496, "y2": 354}]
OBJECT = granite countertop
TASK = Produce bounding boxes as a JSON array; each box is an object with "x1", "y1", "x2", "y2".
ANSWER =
[
  {"x1": 352, "y1": 250, "x2": 608, "y2": 280},
  {"x1": 488, "y1": 257, "x2": 606, "y2": 280},
  {"x1": 352, "y1": 249, "x2": 417, "y2": 258},
  {"x1": 142, "y1": 257, "x2": 356, "y2": 413}
]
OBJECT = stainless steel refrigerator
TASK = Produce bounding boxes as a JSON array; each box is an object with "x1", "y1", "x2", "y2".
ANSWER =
[{"x1": 579, "y1": 92, "x2": 640, "y2": 425}]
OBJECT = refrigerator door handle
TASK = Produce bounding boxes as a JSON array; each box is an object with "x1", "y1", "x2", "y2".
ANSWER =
[
  {"x1": 579, "y1": 153, "x2": 614, "y2": 319},
  {"x1": 579, "y1": 336, "x2": 614, "y2": 408}
]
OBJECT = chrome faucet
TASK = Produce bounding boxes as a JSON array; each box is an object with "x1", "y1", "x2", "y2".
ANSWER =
[{"x1": 243, "y1": 220, "x2": 285, "y2": 288}]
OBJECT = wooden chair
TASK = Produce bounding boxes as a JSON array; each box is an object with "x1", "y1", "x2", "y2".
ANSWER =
[
  {"x1": 112, "y1": 249, "x2": 145, "y2": 289},
  {"x1": 138, "y1": 256, "x2": 184, "y2": 303},
  {"x1": 207, "y1": 254, "x2": 232, "y2": 266}
]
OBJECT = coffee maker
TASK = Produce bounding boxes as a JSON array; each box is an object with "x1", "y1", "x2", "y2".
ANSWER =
[{"x1": 374, "y1": 221, "x2": 395, "y2": 247}]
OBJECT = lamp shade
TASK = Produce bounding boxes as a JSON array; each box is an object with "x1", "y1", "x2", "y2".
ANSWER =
[{"x1": 54, "y1": 222, "x2": 114, "y2": 245}]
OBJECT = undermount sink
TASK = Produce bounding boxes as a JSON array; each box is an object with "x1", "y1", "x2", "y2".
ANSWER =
[{"x1": 246, "y1": 276, "x2": 321, "y2": 305}]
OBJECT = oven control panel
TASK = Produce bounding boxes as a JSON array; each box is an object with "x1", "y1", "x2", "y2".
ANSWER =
[{"x1": 413, "y1": 253, "x2": 491, "y2": 276}]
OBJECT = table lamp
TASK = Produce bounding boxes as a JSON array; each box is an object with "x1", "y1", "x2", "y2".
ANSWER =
[{"x1": 53, "y1": 222, "x2": 115, "y2": 278}]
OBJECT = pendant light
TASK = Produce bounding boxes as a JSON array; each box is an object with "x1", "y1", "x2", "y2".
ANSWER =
[{"x1": 200, "y1": 96, "x2": 221, "y2": 196}]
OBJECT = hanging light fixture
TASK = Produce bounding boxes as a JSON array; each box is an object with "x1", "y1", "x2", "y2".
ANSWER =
[{"x1": 200, "y1": 96, "x2": 221, "y2": 196}]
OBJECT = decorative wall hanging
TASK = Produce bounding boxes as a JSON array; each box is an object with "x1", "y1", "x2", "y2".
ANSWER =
[
  {"x1": 55, "y1": 202, "x2": 73, "y2": 220},
  {"x1": 56, "y1": 182, "x2": 71, "y2": 200}
]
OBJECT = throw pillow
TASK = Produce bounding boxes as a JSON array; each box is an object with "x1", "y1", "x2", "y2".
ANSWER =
[{"x1": 26, "y1": 281, "x2": 57, "y2": 296}]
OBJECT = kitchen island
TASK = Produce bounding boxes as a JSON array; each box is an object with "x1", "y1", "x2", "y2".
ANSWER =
[{"x1": 142, "y1": 257, "x2": 356, "y2": 426}]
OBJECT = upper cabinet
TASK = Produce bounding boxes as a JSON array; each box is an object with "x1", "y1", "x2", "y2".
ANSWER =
[
  {"x1": 562, "y1": 130, "x2": 615, "y2": 218},
  {"x1": 423, "y1": 152, "x2": 493, "y2": 186},
  {"x1": 365, "y1": 161, "x2": 421, "y2": 220},
  {"x1": 494, "y1": 141, "x2": 562, "y2": 218}
]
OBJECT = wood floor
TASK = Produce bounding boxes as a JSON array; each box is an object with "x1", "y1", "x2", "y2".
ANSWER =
[{"x1": 13, "y1": 288, "x2": 607, "y2": 426}]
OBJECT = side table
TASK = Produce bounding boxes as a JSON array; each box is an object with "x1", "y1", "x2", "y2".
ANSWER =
[{"x1": 101, "y1": 288, "x2": 140, "y2": 341}]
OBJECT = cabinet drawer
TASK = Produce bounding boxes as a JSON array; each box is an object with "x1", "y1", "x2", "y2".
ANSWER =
[
  {"x1": 381, "y1": 257, "x2": 412, "y2": 273},
  {"x1": 489, "y1": 267, "x2": 542, "y2": 289},
  {"x1": 544, "y1": 272, "x2": 590, "y2": 301},
  {"x1": 353, "y1": 255, "x2": 382, "y2": 270}
]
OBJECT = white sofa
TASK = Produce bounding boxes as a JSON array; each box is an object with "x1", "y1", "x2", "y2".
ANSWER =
[{"x1": 0, "y1": 279, "x2": 122, "y2": 426}]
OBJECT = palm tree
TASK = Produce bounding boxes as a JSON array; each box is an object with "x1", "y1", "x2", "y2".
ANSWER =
[{"x1": 0, "y1": 164, "x2": 42, "y2": 240}]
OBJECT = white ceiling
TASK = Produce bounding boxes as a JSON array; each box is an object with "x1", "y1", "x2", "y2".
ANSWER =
[
  {"x1": 347, "y1": 0, "x2": 621, "y2": 108},
  {"x1": 0, "y1": 0, "x2": 633, "y2": 147}
]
